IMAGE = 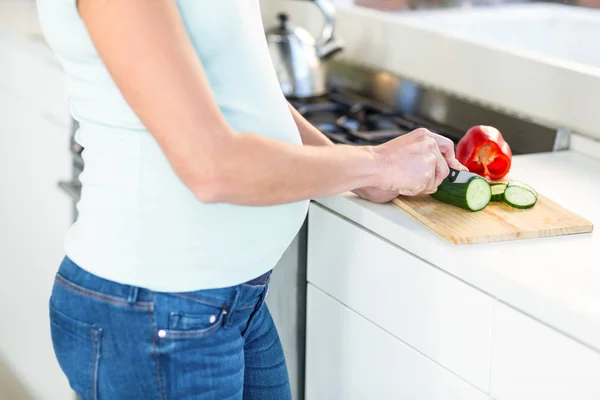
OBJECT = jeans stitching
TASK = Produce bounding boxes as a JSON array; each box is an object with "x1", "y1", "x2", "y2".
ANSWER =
[
  {"x1": 91, "y1": 327, "x2": 101, "y2": 400},
  {"x1": 170, "y1": 293, "x2": 226, "y2": 308},
  {"x1": 90, "y1": 327, "x2": 95, "y2": 400},
  {"x1": 241, "y1": 272, "x2": 271, "y2": 288},
  {"x1": 241, "y1": 290, "x2": 266, "y2": 338},
  {"x1": 56, "y1": 274, "x2": 153, "y2": 310},
  {"x1": 163, "y1": 313, "x2": 224, "y2": 339},
  {"x1": 148, "y1": 292, "x2": 165, "y2": 400},
  {"x1": 241, "y1": 283, "x2": 268, "y2": 289},
  {"x1": 171, "y1": 293, "x2": 257, "y2": 311}
]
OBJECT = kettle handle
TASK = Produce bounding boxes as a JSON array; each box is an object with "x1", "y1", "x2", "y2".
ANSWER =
[{"x1": 312, "y1": 0, "x2": 336, "y2": 48}]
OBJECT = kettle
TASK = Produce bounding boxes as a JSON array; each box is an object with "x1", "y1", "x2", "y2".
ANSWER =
[{"x1": 265, "y1": 0, "x2": 344, "y2": 99}]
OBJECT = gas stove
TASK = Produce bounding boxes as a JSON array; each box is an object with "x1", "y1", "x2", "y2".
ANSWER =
[
  {"x1": 289, "y1": 89, "x2": 464, "y2": 146},
  {"x1": 290, "y1": 61, "x2": 571, "y2": 155}
]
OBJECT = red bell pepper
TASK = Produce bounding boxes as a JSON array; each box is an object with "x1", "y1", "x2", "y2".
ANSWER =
[{"x1": 456, "y1": 125, "x2": 512, "y2": 181}]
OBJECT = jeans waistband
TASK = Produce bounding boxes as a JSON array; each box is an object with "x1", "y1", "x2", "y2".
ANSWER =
[
  {"x1": 244, "y1": 269, "x2": 272, "y2": 286},
  {"x1": 56, "y1": 256, "x2": 272, "y2": 304}
]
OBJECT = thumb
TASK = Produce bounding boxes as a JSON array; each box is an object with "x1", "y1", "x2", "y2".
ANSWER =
[{"x1": 447, "y1": 158, "x2": 469, "y2": 172}]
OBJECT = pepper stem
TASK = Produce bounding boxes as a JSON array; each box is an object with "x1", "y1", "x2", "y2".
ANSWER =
[{"x1": 477, "y1": 144, "x2": 496, "y2": 176}]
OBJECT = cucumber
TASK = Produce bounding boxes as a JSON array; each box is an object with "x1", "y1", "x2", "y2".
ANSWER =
[
  {"x1": 431, "y1": 176, "x2": 491, "y2": 211},
  {"x1": 490, "y1": 183, "x2": 508, "y2": 202},
  {"x1": 504, "y1": 180, "x2": 538, "y2": 209}
]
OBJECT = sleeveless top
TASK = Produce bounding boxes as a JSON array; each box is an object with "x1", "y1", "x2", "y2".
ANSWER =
[{"x1": 36, "y1": 0, "x2": 309, "y2": 291}]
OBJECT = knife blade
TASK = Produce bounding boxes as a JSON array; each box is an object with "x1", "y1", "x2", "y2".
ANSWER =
[{"x1": 447, "y1": 167, "x2": 485, "y2": 184}]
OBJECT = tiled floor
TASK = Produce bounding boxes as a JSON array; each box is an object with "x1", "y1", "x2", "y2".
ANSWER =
[{"x1": 0, "y1": 358, "x2": 34, "y2": 400}]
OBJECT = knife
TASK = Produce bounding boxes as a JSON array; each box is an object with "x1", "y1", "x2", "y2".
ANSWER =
[{"x1": 447, "y1": 167, "x2": 486, "y2": 184}]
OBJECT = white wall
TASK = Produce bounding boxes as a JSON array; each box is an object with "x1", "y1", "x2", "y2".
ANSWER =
[
  {"x1": 260, "y1": 0, "x2": 323, "y2": 37},
  {"x1": 0, "y1": 6, "x2": 74, "y2": 399}
]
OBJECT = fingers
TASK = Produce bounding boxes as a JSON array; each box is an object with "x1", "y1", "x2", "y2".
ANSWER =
[
  {"x1": 427, "y1": 130, "x2": 454, "y2": 159},
  {"x1": 431, "y1": 140, "x2": 449, "y2": 191},
  {"x1": 416, "y1": 137, "x2": 448, "y2": 194},
  {"x1": 353, "y1": 187, "x2": 400, "y2": 204},
  {"x1": 398, "y1": 188, "x2": 423, "y2": 197},
  {"x1": 423, "y1": 129, "x2": 468, "y2": 172},
  {"x1": 420, "y1": 153, "x2": 437, "y2": 194},
  {"x1": 423, "y1": 167, "x2": 437, "y2": 194},
  {"x1": 389, "y1": 128, "x2": 470, "y2": 197},
  {"x1": 447, "y1": 158, "x2": 469, "y2": 171}
]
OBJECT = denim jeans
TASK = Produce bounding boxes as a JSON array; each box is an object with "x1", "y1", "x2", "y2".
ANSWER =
[{"x1": 49, "y1": 256, "x2": 291, "y2": 400}]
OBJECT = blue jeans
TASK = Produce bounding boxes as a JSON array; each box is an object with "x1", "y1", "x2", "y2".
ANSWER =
[{"x1": 49, "y1": 257, "x2": 291, "y2": 400}]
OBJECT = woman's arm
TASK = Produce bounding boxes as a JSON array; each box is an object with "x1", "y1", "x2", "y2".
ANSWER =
[
  {"x1": 287, "y1": 103, "x2": 335, "y2": 147},
  {"x1": 287, "y1": 102, "x2": 399, "y2": 203},
  {"x1": 286, "y1": 103, "x2": 466, "y2": 203},
  {"x1": 77, "y1": 0, "x2": 448, "y2": 205}
]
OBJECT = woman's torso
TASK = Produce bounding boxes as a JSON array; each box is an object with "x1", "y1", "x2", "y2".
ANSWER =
[{"x1": 36, "y1": 0, "x2": 309, "y2": 291}]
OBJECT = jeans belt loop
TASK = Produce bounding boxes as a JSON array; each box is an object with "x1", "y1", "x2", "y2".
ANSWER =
[
  {"x1": 224, "y1": 286, "x2": 241, "y2": 329},
  {"x1": 127, "y1": 286, "x2": 139, "y2": 305},
  {"x1": 259, "y1": 286, "x2": 268, "y2": 309}
]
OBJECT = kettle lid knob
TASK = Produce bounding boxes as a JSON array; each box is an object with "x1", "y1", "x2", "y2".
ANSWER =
[{"x1": 277, "y1": 12, "x2": 289, "y2": 28}]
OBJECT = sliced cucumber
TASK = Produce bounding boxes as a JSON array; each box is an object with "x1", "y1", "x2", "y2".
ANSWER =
[
  {"x1": 507, "y1": 181, "x2": 538, "y2": 198},
  {"x1": 490, "y1": 183, "x2": 508, "y2": 202},
  {"x1": 431, "y1": 176, "x2": 491, "y2": 211},
  {"x1": 504, "y1": 181, "x2": 538, "y2": 209}
]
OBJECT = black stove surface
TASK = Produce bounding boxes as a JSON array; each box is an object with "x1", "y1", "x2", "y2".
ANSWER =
[{"x1": 289, "y1": 90, "x2": 464, "y2": 146}]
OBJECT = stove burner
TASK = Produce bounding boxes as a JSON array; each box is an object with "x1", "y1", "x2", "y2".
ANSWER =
[{"x1": 291, "y1": 91, "x2": 458, "y2": 146}]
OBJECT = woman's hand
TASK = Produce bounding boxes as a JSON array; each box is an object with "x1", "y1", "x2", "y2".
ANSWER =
[
  {"x1": 372, "y1": 128, "x2": 467, "y2": 196},
  {"x1": 353, "y1": 129, "x2": 467, "y2": 203},
  {"x1": 288, "y1": 103, "x2": 466, "y2": 203},
  {"x1": 352, "y1": 187, "x2": 400, "y2": 204}
]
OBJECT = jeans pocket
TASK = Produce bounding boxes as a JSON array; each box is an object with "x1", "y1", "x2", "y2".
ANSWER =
[
  {"x1": 164, "y1": 309, "x2": 225, "y2": 339},
  {"x1": 49, "y1": 303, "x2": 102, "y2": 400}
]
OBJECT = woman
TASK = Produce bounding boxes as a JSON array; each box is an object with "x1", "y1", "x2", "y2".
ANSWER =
[{"x1": 36, "y1": 0, "x2": 465, "y2": 399}]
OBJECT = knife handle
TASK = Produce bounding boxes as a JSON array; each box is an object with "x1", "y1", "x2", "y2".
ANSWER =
[{"x1": 448, "y1": 168, "x2": 460, "y2": 183}]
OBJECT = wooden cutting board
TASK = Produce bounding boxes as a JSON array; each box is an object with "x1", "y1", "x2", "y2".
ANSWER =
[{"x1": 392, "y1": 193, "x2": 594, "y2": 244}]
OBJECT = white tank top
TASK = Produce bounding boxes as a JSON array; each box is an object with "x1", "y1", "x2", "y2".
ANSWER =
[{"x1": 36, "y1": 0, "x2": 309, "y2": 291}]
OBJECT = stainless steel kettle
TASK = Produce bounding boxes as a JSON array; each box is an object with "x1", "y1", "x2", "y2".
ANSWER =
[{"x1": 265, "y1": 0, "x2": 344, "y2": 99}]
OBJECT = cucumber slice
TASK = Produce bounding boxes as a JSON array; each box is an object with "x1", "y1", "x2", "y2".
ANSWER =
[
  {"x1": 506, "y1": 181, "x2": 538, "y2": 199},
  {"x1": 490, "y1": 183, "x2": 507, "y2": 202},
  {"x1": 504, "y1": 181, "x2": 538, "y2": 209},
  {"x1": 431, "y1": 176, "x2": 491, "y2": 211}
]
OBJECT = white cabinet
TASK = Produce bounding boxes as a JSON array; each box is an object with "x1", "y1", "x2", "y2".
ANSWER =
[
  {"x1": 305, "y1": 284, "x2": 490, "y2": 400},
  {"x1": 490, "y1": 302, "x2": 600, "y2": 400},
  {"x1": 0, "y1": 35, "x2": 73, "y2": 400},
  {"x1": 307, "y1": 203, "x2": 494, "y2": 391}
]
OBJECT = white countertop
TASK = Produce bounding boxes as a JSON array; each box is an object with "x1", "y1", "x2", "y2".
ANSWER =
[{"x1": 314, "y1": 151, "x2": 600, "y2": 352}]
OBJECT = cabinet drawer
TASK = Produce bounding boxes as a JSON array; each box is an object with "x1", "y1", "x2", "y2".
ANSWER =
[
  {"x1": 307, "y1": 203, "x2": 493, "y2": 391},
  {"x1": 305, "y1": 284, "x2": 490, "y2": 400},
  {"x1": 491, "y1": 302, "x2": 600, "y2": 400}
]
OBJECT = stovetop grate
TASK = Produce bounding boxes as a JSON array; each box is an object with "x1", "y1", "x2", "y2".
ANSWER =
[{"x1": 289, "y1": 89, "x2": 465, "y2": 146}]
